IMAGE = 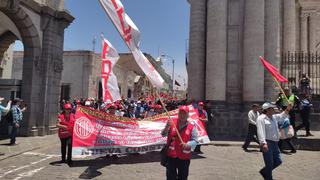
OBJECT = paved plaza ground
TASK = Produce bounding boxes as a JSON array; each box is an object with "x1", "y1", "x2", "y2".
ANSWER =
[{"x1": 0, "y1": 131, "x2": 319, "y2": 180}]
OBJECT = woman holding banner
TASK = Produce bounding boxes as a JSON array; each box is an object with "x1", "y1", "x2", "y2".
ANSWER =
[
  {"x1": 57, "y1": 103, "x2": 75, "y2": 165},
  {"x1": 161, "y1": 106, "x2": 198, "y2": 180}
]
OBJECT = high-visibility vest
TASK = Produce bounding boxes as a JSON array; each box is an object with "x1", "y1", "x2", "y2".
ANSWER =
[
  {"x1": 280, "y1": 94, "x2": 295, "y2": 106},
  {"x1": 166, "y1": 119, "x2": 194, "y2": 160}
]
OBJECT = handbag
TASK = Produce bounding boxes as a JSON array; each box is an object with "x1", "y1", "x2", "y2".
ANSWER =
[
  {"x1": 280, "y1": 125, "x2": 294, "y2": 139},
  {"x1": 160, "y1": 144, "x2": 169, "y2": 167}
]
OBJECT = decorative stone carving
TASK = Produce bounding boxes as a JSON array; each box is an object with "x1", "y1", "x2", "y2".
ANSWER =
[{"x1": 53, "y1": 61, "x2": 63, "y2": 73}]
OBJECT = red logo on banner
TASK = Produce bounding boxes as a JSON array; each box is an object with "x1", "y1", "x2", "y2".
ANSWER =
[
  {"x1": 75, "y1": 117, "x2": 94, "y2": 139},
  {"x1": 111, "y1": 0, "x2": 132, "y2": 45}
]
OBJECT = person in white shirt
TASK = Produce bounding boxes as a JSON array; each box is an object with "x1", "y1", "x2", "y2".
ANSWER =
[
  {"x1": 242, "y1": 104, "x2": 260, "y2": 151},
  {"x1": 256, "y1": 102, "x2": 291, "y2": 180}
]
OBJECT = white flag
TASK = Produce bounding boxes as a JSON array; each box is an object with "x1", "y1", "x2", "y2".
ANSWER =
[
  {"x1": 99, "y1": 0, "x2": 164, "y2": 87},
  {"x1": 101, "y1": 38, "x2": 121, "y2": 103}
]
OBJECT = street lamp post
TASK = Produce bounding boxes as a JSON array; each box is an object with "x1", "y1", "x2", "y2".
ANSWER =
[{"x1": 158, "y1": 54, "x2": 175, "y2": 96}]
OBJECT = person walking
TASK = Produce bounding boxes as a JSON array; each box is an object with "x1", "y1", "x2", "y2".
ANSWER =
[
  {"x1": 295, "y1": 94, "x2": 313, "y2": 136},
  {"x1": 242, "y1": 104, "x2": 260, "y2": 151},
  {"x1": 276, "y1": 87, "x2": 300, "y2": 130},
  {"x1": 194, "y1": 102, "x2": 208, "y2": 153},
  {"x1": 9, "y1": 98, "x2": 26, "y2": 145},
  {"x1": 257, "y1": 102, "x2": 292, "y2": 180},
  {"x1": 161, "y1": 106, "x2": 198, "y2": 180},
  {"x1": 57, "y1": 103, "x2": 75, "y2": 165}
]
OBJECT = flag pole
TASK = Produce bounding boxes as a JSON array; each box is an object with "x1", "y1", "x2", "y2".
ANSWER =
[
  {"x1": 272, "y1": 76, "x2": 290, "y2": 104},
  {"x1": 154, "y1": 87, "x2": 184, "y2": 144}
]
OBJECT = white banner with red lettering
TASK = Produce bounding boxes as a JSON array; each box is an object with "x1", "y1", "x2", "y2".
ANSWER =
[
  {"x1": 98, "y1": 0, "x2": 164, "y2": 87},
  {"x1": 101, "y1": 38, "x2": 121, "y2": 103},
  {"x1": 72, "y1": 105, "x2": 210, "y2": 158}
]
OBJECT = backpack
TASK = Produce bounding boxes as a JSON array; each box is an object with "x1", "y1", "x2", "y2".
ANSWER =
[{"x1": 4, "y1": 109, "x2": 13, "y2": 124}]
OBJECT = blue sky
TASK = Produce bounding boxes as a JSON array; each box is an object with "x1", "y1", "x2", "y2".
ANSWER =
[{"x1": 63, "y1": 0, "x2": 190, "y2": 85}]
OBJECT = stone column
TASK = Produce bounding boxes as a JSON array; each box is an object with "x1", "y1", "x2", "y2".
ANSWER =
[
  {"x1": 243, "y1": 0, "x2": 265, "y2": 102},
  {"x1": 309, "y1": 13, "x2": 319, "y2": 53},
  {"x1": 187, "y1": 0, "x2": 206, "y2": 101},
  {"x1": 300, "y1": 13, "x2": 309, "y2": 52},
  {"x1": 264, "y1": 0, "x2": 281, "y2": 101},
  {"x1": 283, "y1": 0, "x2": 296, "y2": 52},
  {"x1": 206, "y1": 0, "x2": 227, "y2": 101},
  {"x1": 37, "y1": 7, "x2": 73, "y2": 135}
]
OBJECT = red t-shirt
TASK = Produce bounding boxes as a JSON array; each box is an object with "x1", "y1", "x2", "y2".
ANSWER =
[{"x1": 58, "y1": 113, "x2": 75, "y2": 139}]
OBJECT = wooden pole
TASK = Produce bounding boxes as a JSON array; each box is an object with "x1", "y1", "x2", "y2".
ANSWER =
[
  {"x1": 155, "y1": 90, "x2": 184, "y2": 144},
  {"x1": 273, "y1": 76, "x2": 290, "y2": 104}
]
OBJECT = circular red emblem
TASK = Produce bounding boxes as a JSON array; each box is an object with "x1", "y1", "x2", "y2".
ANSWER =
[{"x1": 74, "y1": 117, "x2": 94, "y2": 139}]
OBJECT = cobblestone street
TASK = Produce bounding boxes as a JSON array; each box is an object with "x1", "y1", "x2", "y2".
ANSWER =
[{"x1": 0, "y1": 132, "x2": 319, "y2": 180}]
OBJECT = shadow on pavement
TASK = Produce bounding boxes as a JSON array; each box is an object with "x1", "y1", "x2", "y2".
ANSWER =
[
  {"x1": 49, "y1": 161, "x2": 66, "y2": 167},
  {"x1": 51, "y1": 151, "x2": 206, "y2": 179},
  {"x1": 0, "y1": 143, "x2": 12, "y2": 146},
  {"x1": 244, "y1": 149, "x2": 260, "y2": 153}
]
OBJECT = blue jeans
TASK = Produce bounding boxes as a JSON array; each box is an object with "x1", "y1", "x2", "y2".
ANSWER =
[
  {"x1": 261, "y1": 140, "x2": 282, "y2": 180},
  {"x1": 9, "y1": 125, "x2": 18, "y2": 144}
]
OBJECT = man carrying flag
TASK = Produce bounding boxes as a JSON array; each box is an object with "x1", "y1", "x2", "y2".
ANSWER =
[
  {"x1": 258, "y1": 57, "x2": 294, "y2": 179},
  {"x1": 161, "y1": 106, "x2": 198, "y2": 180}
]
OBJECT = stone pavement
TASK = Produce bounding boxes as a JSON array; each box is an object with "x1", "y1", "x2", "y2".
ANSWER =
[{"x1": 0, "y1": 131, "x2": 318, "y2": 179}]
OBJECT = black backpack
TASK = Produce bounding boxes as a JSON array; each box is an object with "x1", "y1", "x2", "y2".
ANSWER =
[{"x1": 4, "y1": 109, "x2": 14, "y2": 124}]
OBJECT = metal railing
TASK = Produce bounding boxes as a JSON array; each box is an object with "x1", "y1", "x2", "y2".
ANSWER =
[{"x1": 281, "y1": 52, "x2": 320, "y2": 95}]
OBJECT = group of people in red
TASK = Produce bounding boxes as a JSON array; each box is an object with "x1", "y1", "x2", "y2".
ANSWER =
[{"x1": 56, "y1": 97, "x2": 208, "y2": 180}]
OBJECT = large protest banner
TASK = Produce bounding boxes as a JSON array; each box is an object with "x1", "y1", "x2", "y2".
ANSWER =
[{"x1": 72, "y1": 105, "x2": 210, "y2": 158}]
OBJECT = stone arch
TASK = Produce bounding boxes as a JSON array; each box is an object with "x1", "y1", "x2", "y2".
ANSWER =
[
  {"x1": 0, "y1": 0, "x2": 41, "y2": 58},
  {"x1": 0, "y1": 0, "x2": 42, "y2": 135},
  {"x1": 1, "y1": 0, "x2": 73, "y2": 136}
]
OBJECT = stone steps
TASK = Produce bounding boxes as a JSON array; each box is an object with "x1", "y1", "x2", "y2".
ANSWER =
[{"x1": 281, "y1": 131, "x2": 320, "y2": 151}]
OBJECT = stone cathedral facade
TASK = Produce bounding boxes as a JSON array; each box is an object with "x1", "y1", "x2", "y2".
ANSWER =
[{"x1": 187, "y1": 0, "x2": 320, "y2": 138}]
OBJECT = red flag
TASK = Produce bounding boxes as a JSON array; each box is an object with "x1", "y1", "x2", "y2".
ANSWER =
[{"x1": 259, "y1": 56, "x2": 288, "y2": 83}]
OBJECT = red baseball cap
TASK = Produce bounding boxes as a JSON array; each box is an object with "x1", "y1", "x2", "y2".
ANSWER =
[
  {"x1": 198, "y1": 102, "x2": 204, "y2": 106},
  {"x1": 179, "y1": 106, "x2": 189, "y2": 113},
  {"x1": 64, "y1": 104, "x2": 72, "y2": 110}
]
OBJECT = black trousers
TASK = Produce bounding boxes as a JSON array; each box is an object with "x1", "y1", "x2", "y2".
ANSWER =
[
  {"x1": 194, "y1": 145, "x2": 201, "y2": 152},
  {"x1": 278, "y1": 138, "x2": 295, "y2": 151},
  {"x1": 296, "y1": 110, "x2": 310, "y2": 134},
  {"x1": 242, "y1": 124, "x2": 259, "y2": 149},
  {"x1": 289, "y1": 110, "x2": 296, "y2": 129},
  {"x1": 60, "y1": 137, "x2": 72, "y2": 162},
  {"x1": 166, "y1": 157, "x2": 190, "y2": 180}
]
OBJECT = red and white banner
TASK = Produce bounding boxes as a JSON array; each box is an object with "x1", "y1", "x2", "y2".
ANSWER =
[
  {"x1": 101, "y1": 38, "x2": 121, "y2": 103},
  {"x1": 72, "y1": 105, "x2": 210, "y2": 158},
  {"x1": 99, "y1": 0, "x2": 165, "y2": 87}
]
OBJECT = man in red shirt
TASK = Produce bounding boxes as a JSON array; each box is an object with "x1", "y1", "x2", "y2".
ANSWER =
[
  {"x1": 161, "y1": 106, "x2": 198, "y2": 180},
  {"x1": 57, "y1": 104, "x2": 75, "y2": 165}
]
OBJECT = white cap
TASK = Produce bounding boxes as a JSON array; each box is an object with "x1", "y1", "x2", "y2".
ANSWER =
[
  {"x1": 85, "y1": 101, "x2": 91, "y2": 106},
  {"x1": 262, "y1": 102, "x2": 276, "y2": 110}
]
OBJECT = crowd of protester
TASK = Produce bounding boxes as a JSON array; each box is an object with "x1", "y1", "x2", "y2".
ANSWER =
[{"x1": 59, "y1": 96, "x2": 188, "y2": 118}]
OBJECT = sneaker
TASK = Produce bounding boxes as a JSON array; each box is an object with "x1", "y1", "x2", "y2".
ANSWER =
[
  {"x1": 242, "y1": 146, "x2": 248, "y2": 152},
  {"x1": 259, "y1": 169, "x2": 266, "y2": 179},
  {"x1": 306, "y1": 133, "x2": 314, "y2": 137},
  {"x1": 290, "y1": 149, "x2": 297, "y2": 153},
  {"x1": 67, "y1": 160, "x2": 73, "y2": 166}
]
